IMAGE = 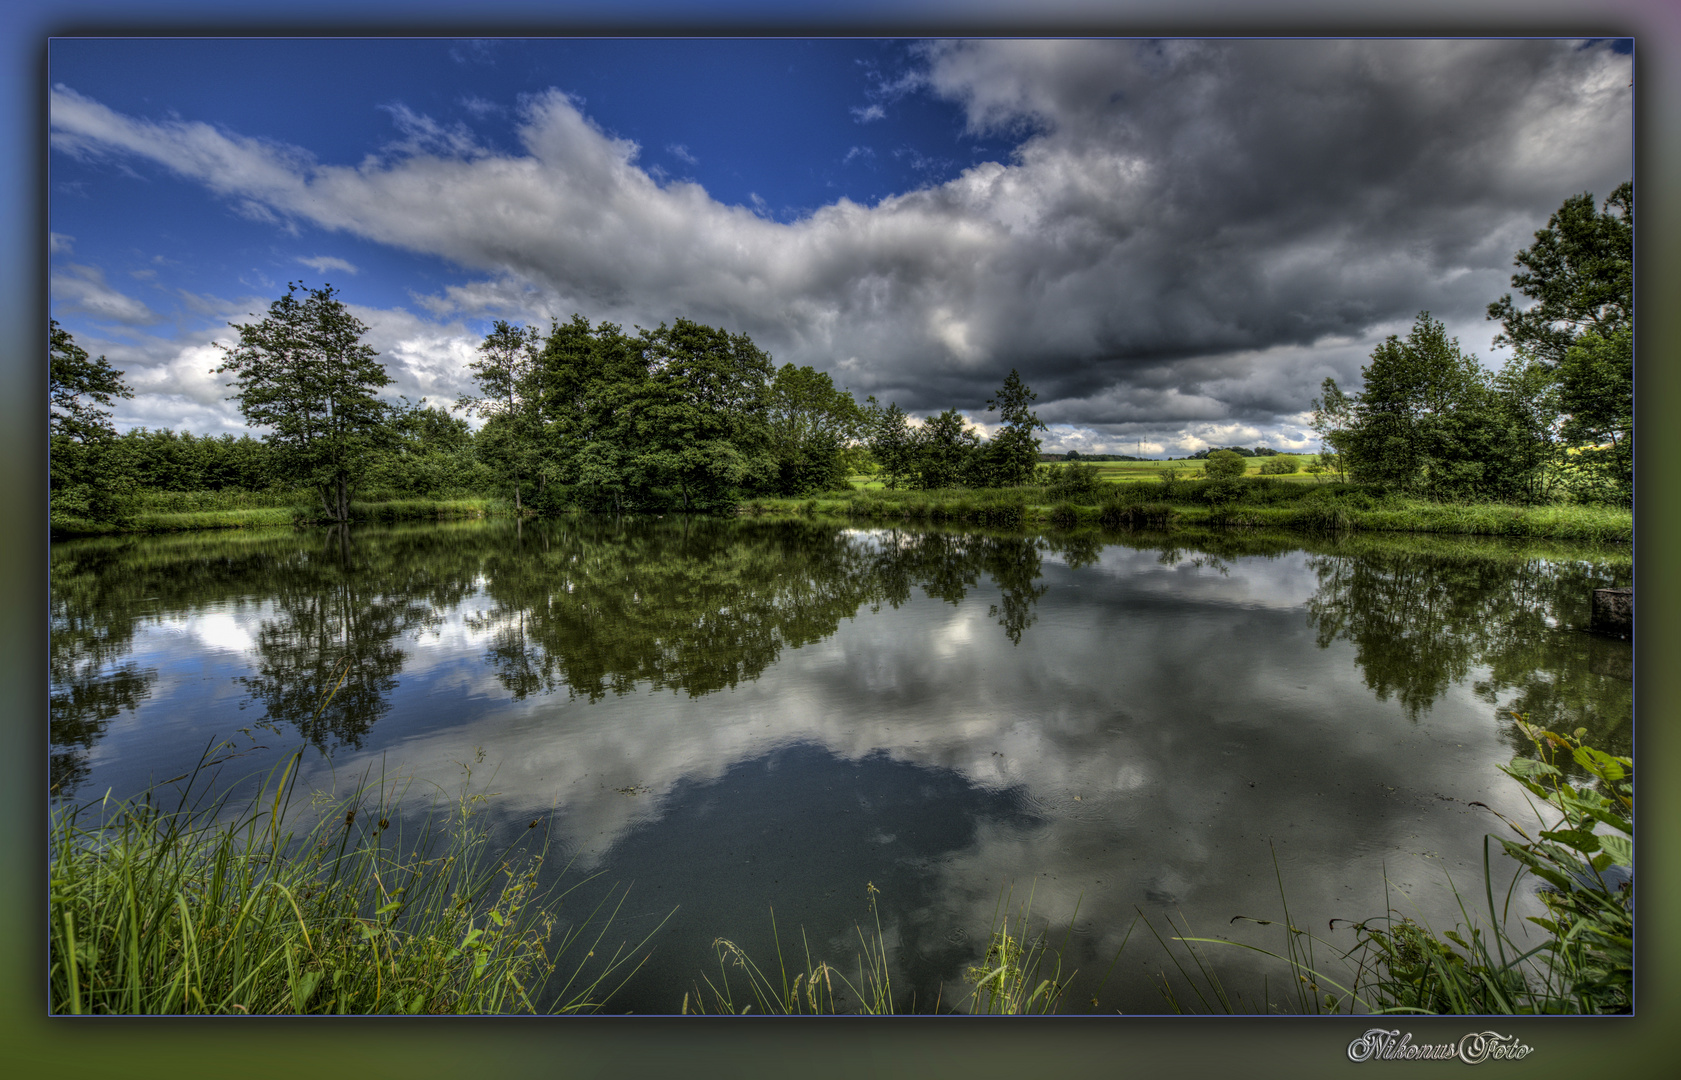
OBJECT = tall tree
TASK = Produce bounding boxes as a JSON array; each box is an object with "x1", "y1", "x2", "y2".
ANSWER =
[
  {"x1": 912, "y1": 408, "x2": 981, "y2": 490},
  {"x1": 970, "y1": 368, "x2": 1046, "y2": 487},
  {"x1": 215, "y1": 283, "x2": 391, "y2": 523},
  {"x1": 1327, "y1": 313, "x2": 1509, "y2": 500},
  {"x1": 862, "y1": 397, "x2": 917, "y2": 490},
  {"x1": 766, "y1": 363, "x2": 865, "y2": 495},
  {"x1": 1488, "y1": 182, "x2": 1632, "y2": 369},
  {"x1": 458, "y1": 320, "x2": 545, "y2": 512},
  {"x1": 540, "y1": 316, "x2": 652, "y2": 513},
  {"x1": 636, "y1": 319, "x2": 777, "y2": 511},
  {"x1": 1488, "y1": 182, "x2": 1634, "y2": 504},
  {"x1": 49, "y1": 320, "x2": 134, "y2": 523},
  {"x1": 1557, "y1": 327, "x2": 1633, "y2": 503}
]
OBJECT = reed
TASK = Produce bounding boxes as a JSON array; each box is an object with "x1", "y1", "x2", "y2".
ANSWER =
[{"x1": 49, "y1": 746, "x2": 656, "y2": 1014}]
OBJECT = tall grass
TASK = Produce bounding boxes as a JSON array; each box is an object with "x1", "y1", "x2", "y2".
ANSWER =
[
  {"x1": 49, "y1": 746, "x2": 659, "y2": 1014},
  {"x1": 683, "y1": 883, "x2": 1128, "y2": 1015}
]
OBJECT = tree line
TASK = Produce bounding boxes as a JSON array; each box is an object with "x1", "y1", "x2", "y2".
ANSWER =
[
  {"x1": 1314, "y1": 182, "x2": 1632, "y2": 506},
  {"x1": 50, "y1": 284, "x2": 1050, "y2": 524},
  {"x1": 50, "y1": 182, "x2": 1633, "y2": 525}
]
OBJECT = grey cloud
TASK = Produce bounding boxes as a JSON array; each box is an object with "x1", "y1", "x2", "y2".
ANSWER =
[{"x1": 49, "y1": 41, "x2": 1631, "y2": 448}]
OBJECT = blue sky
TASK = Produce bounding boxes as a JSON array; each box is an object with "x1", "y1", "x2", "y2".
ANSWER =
[{"x1": 48, "y1": 36, "x2": 1633, "y2": 455}]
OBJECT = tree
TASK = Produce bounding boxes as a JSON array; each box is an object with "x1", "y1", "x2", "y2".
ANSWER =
[
  {"x1": 766, "y1": 363, "x2": 865, "y2": 495},
  {"x1": 636, "y1": 319, "x2": 777, "y2": 511},
  {"x1": 49, "y1": 320, "x2": 134, "y2": 523},
  {"x1": 367, "y1": 397, "x2": 486, "y2": 498},
  {"x1": 458, "y1": 320, "x2": 545, "y2": 512},
  {"x1": 862, "y1": 397, "x2": 917, "y2": 490},
  {"x1": 1310, "y1": 378, "x2": 1354, "y2": 481},
  {"x1": 1203, "y1": 449, "x2": 1248, "y2": 481},
  {"x1": 1325, "y1": 313, "x2": 1508, "y2": 500},
  {"x1": 1557, "y1": 327, "x2": 1633, "y2": 503},
  {"x1": 1488, "y1": 183, "x2": 1632, "y2": 369},
  {"x1": 215, "y1": 283, "x2": 392, "y2": 523},
  {"x1": 912, "y1": 408, "x2": 981, "y2": 489},
  {"x1": 970, "y1": 369, "x2": 1046, "y2": 487},
  {"x1": 1487, "y1": 183, "x2": 1633, "y2": 505}
]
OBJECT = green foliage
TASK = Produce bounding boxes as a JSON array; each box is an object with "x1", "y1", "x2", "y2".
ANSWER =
[
  {"x1": 50, "y1": 321, "x2": 137, "y2": 526},
  {"x1": 49, "y1": 750, "x2": 658, "y2": 1014},
  {"x1": 458, "y1": 321, "x2": 547, "y2": 511},
  {"x1": 1041, "y1": 461, "x2": 1105, "y2": 500},
  {"x1": 364, "y1": 397, "x2": 490, "y2": 500},
  {"x1": 215, "y1": 284, "x2": 393, "y2": 522},
  {"x1": 862, "y1": 397, "x2": 918, "y2": 489},
  {"x1": 912, "y1": 408, "x2": 981, "y2": 489},
  {"x1": 1257, "y1": 455, "x2": 1298, "y2": 475},
  {"x1": 1322, "y1": 313, "x2": 1548, "y2": 502},
  {"x1": 766, "y1": 363, "x2": 865, "y2": 495},
  {"x1": 1488, "y1": 182, "x2": 1632, "y2": 369},
  {"x1": 1557, "y1": 328, "x2": 1632, "y2": 504},
  {"x1": 1202, "y1": 449, "x2": 1248, "y2": 481},
  {"x1": 970, "y1": 369, "x2": 1046, "y2": 487}
]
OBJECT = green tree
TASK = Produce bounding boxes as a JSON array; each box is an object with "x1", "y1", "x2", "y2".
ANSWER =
[
  {"x1": 1488, "y1": 183, "x2": 1632, "y2": 369},
  {"x1": 1326, "y1": 313, "x2": 1509, "y2": 500},
  {"x1": 458, "y1": 320, "x2": 546, "y2": 512},
  {"x1": 970, "y1": 369, "x2": 1046, "y2": 487},
  {"x1": 1557, "y1": 327, "x2": 1633, "y2": 503},
  {"x1": 216, "y1": 283, "x2": 392, "y2": 523},
  {"x1": 636, "y1": 319, "x2": 777, "y2": 511},
  {"x1": 912, "y1": 408, "x2": 981, "y2": 490},
  {"x1": 49, "y1": 320, "x2": 135, "y2": 524},
  {"x1": 1202, "y1": 448, "x2": 1248, "y2": 481},
  {"x1": 862, "y1": 397, "x2": 918, "y2": 489},
  {"x1": 1487, "y1": 183, "x2": 1633, "y2": 505},
  {"x1": 766, "y1": 363, "x2": 865, "y2": 495},
  {"x1": 367, "y1": 397, "x2": 485, "y2": 498}
]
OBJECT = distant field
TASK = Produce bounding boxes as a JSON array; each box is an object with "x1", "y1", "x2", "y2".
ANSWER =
[{"x1": 849, "y1": 455, "x2": 1324, "y2": 488}]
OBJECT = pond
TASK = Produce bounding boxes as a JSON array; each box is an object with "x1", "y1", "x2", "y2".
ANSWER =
[{"x1": 48, "y1": 516, "x2": 1633, "y2": 1014}]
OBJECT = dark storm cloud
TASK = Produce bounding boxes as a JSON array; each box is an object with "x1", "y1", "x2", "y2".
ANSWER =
[{"x1": 49, "y1": 39, "x2": 1631, "y2": 448}]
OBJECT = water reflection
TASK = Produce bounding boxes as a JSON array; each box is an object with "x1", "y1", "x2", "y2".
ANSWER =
[{"x1": 47, "y1": 518, "x2": 1632, "y2": 1012}]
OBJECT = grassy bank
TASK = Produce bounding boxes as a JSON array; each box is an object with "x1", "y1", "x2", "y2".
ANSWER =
[
  {"x1": 49, "y1": 750, "x2": 652, "y2": 1015},
  {"x1": 745, "y1": 479, "x2": 1632, "y2": 544},
  {"x1": 51, "y1": 496, "x2": 507, "y2": 537}
]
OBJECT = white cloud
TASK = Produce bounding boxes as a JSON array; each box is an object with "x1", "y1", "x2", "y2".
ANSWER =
[
  {"x1": 50, "y1": 231, "x2": 74, "y2": 254},
  {"x1": 48, "y1": 41, "x2": 1632, "y2": 447},
  {"x1": 296, "y1": 254, "x2": 359, "y2": 276},
  {"x1": 51, "y1": 263, "x2": 159, "y2": 325}
]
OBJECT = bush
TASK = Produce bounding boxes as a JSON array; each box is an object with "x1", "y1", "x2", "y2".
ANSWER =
[
  {"x1": 1258, "y1": 456, "x2": 1299, "y2": 475},
  {"x1": 1041, "y1": 462, "x2": 1104, "y2": 501},
  {"x1": 1203, "y1": 450, "x2": 1248, "y2": 481}
]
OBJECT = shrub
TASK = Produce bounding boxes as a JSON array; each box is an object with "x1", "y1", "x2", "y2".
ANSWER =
[{"x1": 1203, "y1": 450, "x2": 1248, "y2": 481}]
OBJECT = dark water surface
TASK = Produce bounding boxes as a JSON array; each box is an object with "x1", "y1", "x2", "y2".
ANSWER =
[{"x1": 49, "y1": 517, "x2": 1632, "y2": 1014}]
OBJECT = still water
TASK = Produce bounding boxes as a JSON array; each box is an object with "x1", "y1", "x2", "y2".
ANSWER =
[{"x1": 49, "y1": 517, "x2": 1632, "y2": 1013}]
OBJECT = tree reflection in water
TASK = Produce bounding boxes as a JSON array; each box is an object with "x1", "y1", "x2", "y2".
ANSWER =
[{"x1": 49, "y1": 520, "x2": 1629, "y2": 795}]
